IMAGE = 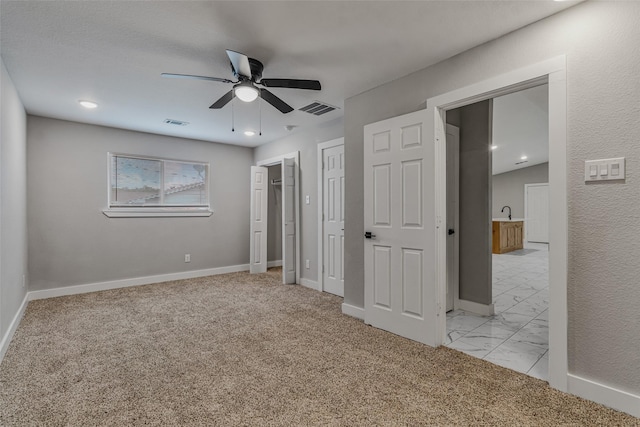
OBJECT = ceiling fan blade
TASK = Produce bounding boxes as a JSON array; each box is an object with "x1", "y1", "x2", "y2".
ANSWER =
[
  {"x1": 226, "y1": 50, "x2": 252, "y2": 78},
  {"x1": 260, "y1": 78, "x2": 321, "y2": 90},
  {"x1": 161, "y1": 73, "x2": 234, "y2": 83},
  {"x1": 209, "y1": 90, "x2": 235, "y2": 109},
  {"x1": 260, "y1": 89, "x2": 294, "y2": 114}
]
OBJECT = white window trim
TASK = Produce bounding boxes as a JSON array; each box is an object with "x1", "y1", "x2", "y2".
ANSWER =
[
  {"x1": 103, "y1": 207, "x2": 212, "y2": 218},
  {"x1": 103, "y1": 152, "x2": 213, "y2": 218}
]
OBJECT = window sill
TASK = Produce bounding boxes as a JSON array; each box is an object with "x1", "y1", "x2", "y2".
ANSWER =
[{"x1": 102, "y1": 208, "x2": 213, "y2": 218}]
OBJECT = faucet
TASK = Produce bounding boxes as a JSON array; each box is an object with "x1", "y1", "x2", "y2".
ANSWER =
[{"x1": 501, "y1": 205, "x2": 512, "y2": 221}]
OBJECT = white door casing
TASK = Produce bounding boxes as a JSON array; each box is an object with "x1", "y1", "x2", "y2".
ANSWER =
[
  {"x1": 364, "y1": 109, "x2": 433, "y2": 344},
  {"x1": 282, "y1": 158, "x2": 296, "y2": 284},
  {"x1": 256, "y1": 151, "x2": 300, "y2": 285},
  {"x1": 322, "y1": 144, "x2": 345, "y2": 296},
  {"x1": 429, "y1": 56, "x2": 567, "y2": 393},
  {"x1": 250, "y1": 166, "x2": 268, "y2": 274},
  {"x1": 446, "y1": 124, "x2": 460, "y2": 312},
  {"x1": 525, "y1": 183, "x2": 549, "y2": 243}
]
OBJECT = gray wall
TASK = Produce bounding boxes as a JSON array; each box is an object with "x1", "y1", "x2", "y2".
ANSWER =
[
  {"x1": 493, "y1": 163, "x2": 549, "y2": 219},
  {"x1": 0, "y1": 58, "x2": 28, "y2": 341},
  {"x1": 267, "y1": 165, "x2": 282, "y2": 262},
  {"x1": 454, "y1": 101, "x2": 493, "y2": 306},
  {"x1": 254, "y1": 118, "x2": 343, "y2": 283},
  {"x1": 344, "y1": 1, "x2": 640, "y2": 393},
  {"x1": 27, "y1": 117, "x2": 253, "y2": 291}
]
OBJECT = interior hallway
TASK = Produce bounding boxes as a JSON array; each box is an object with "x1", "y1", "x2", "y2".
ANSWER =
[{"x1": 446, "y1": 242, "x2": 549, "y2": 380}]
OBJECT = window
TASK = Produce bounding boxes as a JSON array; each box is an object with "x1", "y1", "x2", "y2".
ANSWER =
[{"x1": 104, "y1": 153, "x2": 212, "y2": 217}]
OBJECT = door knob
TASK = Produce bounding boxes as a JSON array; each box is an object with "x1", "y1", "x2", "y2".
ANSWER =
[
  {"x1": 448, "y1": 229, "x2": 455, "y2": 235},
  {"x1": 364, "y1": 231, "x2": 376, "y2": 239}
]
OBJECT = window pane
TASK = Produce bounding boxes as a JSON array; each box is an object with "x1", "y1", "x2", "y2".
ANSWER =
[
  {"x1": 111, "y1": 156, "x2": 161, "y2": 205},
  {"x1": 163, "y1": 161, "x2": 208, "y2": 206}
]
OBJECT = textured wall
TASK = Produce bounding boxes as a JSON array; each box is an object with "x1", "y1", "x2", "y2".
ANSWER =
[
  {"x1": 27, "y1": 117, "x2": 253, "y2": 291},
  {"x1": 492, "y1": 163, "x2": 549, "y2": 219},
  {"x1": 456, "y1": 101, "x2": 493, "y2": 306},
  {"x1": 253, "y1": 118, "x2": 343, "y2": 283},
  {"x1": 0, "y1": 58, "x2": 28, "y2": 340},
  {"x1": 344, "y1": 2, "x2": 640, "y2": 393}
]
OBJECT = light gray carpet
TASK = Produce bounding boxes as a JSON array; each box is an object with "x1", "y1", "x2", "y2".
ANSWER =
[{"x1": 1, "y1": 268, "x2": 638, "y2": 426}]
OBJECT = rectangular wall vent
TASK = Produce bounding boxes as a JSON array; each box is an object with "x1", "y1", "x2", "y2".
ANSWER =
[
  {"x1": 164, "y1": 119, "x2": 189, "y2": 126},
  {"x1": 299, "y1": 101, "x2": 339, "y2": 116}
]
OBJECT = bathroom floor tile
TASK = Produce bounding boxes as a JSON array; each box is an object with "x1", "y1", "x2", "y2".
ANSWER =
[{"x1": 447, "y1": 241, "x2": 549, "y2": 379}]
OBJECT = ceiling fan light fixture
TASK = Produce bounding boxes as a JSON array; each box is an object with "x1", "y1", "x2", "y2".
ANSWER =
[{"x1": 235, "y1": 83, "x2": 259, "y2": 102}]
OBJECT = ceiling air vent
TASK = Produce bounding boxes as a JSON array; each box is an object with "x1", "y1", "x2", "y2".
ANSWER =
[
  {"x1": 298, "y1": 101, "x2": 339, "y2": 116},
  {"x1": 164, "y1": 119, "x2": 189, "y2": 126}
]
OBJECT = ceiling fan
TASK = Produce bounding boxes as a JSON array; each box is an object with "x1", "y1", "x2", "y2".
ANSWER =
[{"x1": 162, "y1": 50, "x2": 321, "y2": 114}]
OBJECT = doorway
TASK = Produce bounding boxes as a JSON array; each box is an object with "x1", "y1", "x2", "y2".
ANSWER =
[
  {"x1": 251, "y1": 152, "x2": 300, "y2": 284},
  {"x1": 431, "y1": 56, "x2": 567, "y2": 391},
  {"x1": 445, "y1": 85, "x2": 551, "y2": 380}
]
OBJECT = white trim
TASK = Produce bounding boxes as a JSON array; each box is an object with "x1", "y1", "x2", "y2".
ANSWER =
[
  {"x1": 267, "y1": 260, "x2": 282, "y2": 268},
  {"x1": 0, "y1": 294, "x2": 28, "y2": 364},
  {"x1": 27, "y1": 264, "x2": 249, "y2": 301},
  {"x1": 457, "y1": 299, "x2": 494, "y2": 317},
  {"x1": 256, "y1": 151, "x2": 299, "y2": 168},
  {"x1": 256, "y1": 151, "x2": 301, "y2": 285},
  {"x1": 429, "y1": 56, "x2": 568, "y2": 392},
  {"x1": 103, "y1": 208, "x2": 212, "y2": 218},
  {"x1": 317, "y1": 138, "x2": 345, "y2": 293},
  {"x1": 568, "y1": 374, "x2": 640, "y2": 418},
  {"x1": 341, "y1": 303, "x2": 365, "y2": 320},
  {"x1": 300, "y1": 278, "x2": 320, "y2": 291}
]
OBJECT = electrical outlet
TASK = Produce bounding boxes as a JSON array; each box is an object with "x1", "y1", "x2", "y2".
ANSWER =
[
  {"x1": 305, "y1": 259, "x2": 310, "y2": 269},
  {"x1": 185, "y1": 254, "x2": 191, "y2": 263}
]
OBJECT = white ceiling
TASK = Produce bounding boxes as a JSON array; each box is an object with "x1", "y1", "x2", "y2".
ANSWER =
[
  {"x1": 0, "y1": 1, "x2": 578, "y2": 148},
  {"x1": 492, "y1": 84, "x2": 549, "y2": 175}
]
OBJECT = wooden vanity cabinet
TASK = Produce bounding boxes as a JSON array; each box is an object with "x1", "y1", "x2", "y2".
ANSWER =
[{"x1": 492, "y1": 221, "x2": 524, "y2": 254}]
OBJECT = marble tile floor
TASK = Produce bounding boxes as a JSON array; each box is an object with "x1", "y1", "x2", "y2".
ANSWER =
[{"x1": 446, "y1": 242, "x2": 549, "y2": 380}]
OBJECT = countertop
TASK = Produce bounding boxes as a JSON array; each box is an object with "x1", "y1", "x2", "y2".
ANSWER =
[{"x1": 492, "y1": 218, "x2": 524, "y2": 222}]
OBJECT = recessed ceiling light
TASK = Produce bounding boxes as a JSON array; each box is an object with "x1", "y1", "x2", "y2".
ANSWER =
[
  {"x1": 490, "y1": 145, "x2": 498, "y2": 150},
  {"x1": 78, "y1": 100, "x2": 98, "y2": 109},
  {"x1": 520, "y1": 155, "x2": 528, "y2": 160},
  {"x1": 244, "y1": 130, "x2": 256, "y2": 136}
]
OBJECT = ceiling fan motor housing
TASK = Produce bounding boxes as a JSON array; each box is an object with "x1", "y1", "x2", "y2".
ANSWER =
[{"x1": 230, "y1": 57, "x2": 264, "y2": 81}]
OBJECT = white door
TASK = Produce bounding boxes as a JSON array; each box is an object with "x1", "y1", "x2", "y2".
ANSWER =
[
  {"x1": 323, "y1": 145, "x2": 345, "y2": 296},
  {"x1": 364, "y1": 109, "x2": 430, "y2": 343},
  {"x1": 250, "y1": 166, "x2": 268, "y2": 274},
  {"x1": 526, "y1": 183, "x2": 549, "y2": 243},
  {"x1": 446, "y1": 124, "x2": 460, "y2": 312},
  {"x1": 282, "y1": 158, "x2": 296, "y2": 284}
]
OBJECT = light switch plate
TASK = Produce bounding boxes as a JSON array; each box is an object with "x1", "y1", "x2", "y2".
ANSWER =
[{"x1": 585, "y1": 157, "x2": 625, "y2": 182}]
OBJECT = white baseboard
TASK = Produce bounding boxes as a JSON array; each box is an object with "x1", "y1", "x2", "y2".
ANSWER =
[
  {"x1": 267, "y1": 260, "x2": 282, "y2": 268},
  {"x1": 0, "y1": 294, "x2": 29, "y2": 364},
  {"x1": 300, "y1": 278, "x2": 320, "y2": 291},
  {"x1": 568, "y1": 373, "x2": 640, "y2": 418},
  {"x1": 457, "y1": 299, "x2": 494, "y2": 316},
  {"x1": 342, "y1": 303, "x2": 365, "y2": 320},
  {"x1": 28, "y1": 264, "x2": 250, "y2": 301}
]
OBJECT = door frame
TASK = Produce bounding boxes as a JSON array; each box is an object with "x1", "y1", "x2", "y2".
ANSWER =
[
  {"x1": 317, "y1": 138, "x2": 344, "y2": 293},
  {"x1": 524, "y1": 182, "x2": 549, "y2": 243},
  {"x1": 445, "y1": 125, "x2": 460, "y2": 312},
  {"x1": 428, "y1": 55, "x2": 568, "y2": 392},
  {"x1": 256, "y1": 151, "x2": 301, "y2": 285}
]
